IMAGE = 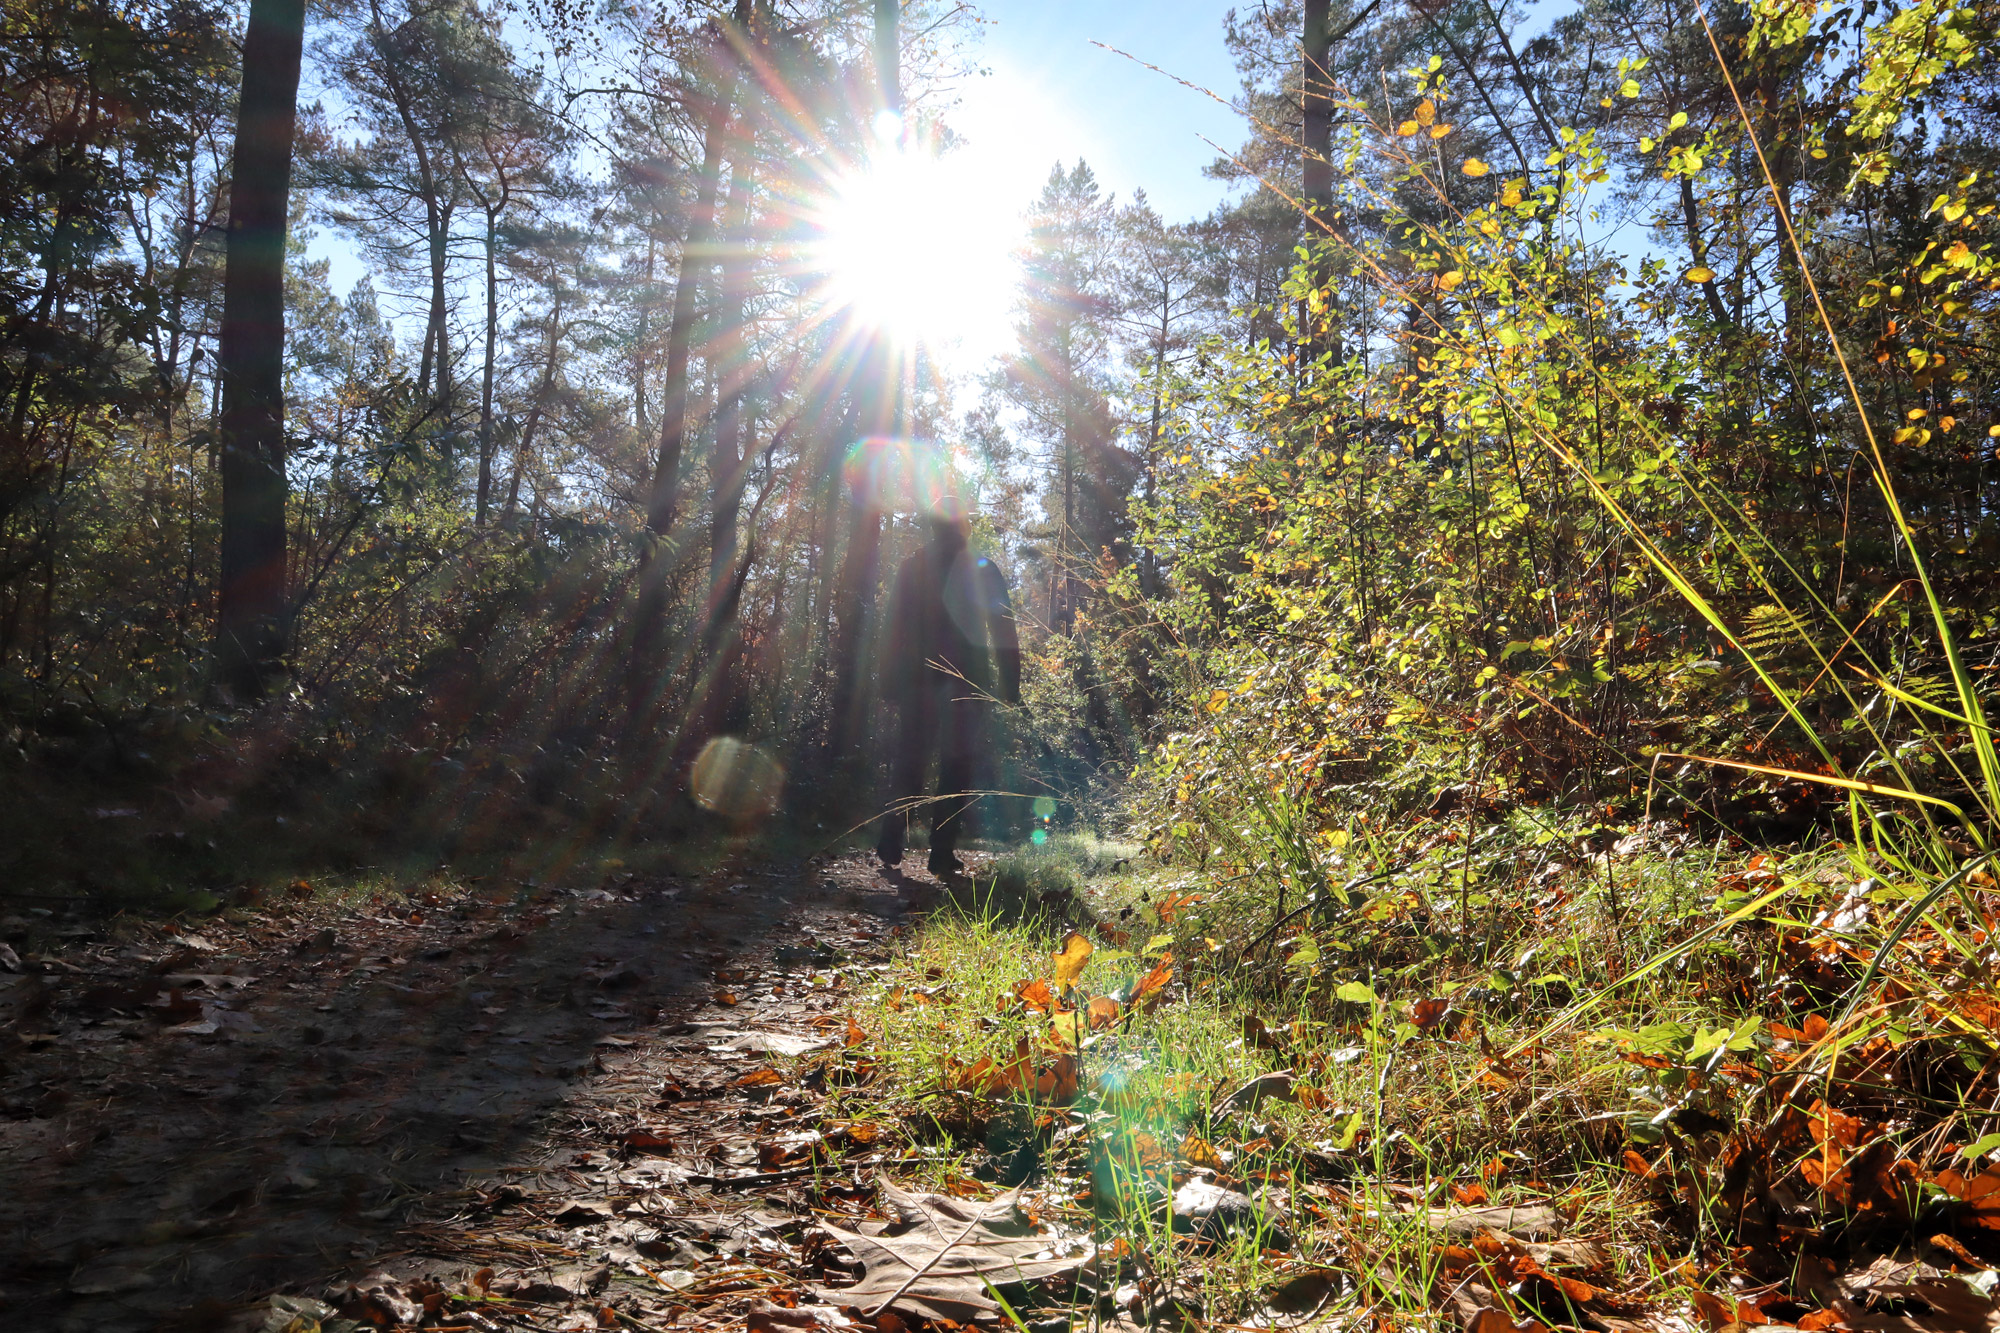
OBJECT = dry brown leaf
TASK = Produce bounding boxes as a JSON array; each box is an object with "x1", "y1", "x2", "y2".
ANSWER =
[
  {"x1": 813, "y1": 1185, "x2": 1083, "y2": 1321},
  {"x1": 1452, "y1": 1181, "x2": 1490, "y2": 1205},
  {"x1": 1411, "y1": 997, "x2": 1450, "y2": 1029},
  {"x1": 1086, "y1": 996, "x2": 1119, "y2": 1030},
  {"x1": 620, "y1": 1128, "x2": 674, "y2": 1154}
]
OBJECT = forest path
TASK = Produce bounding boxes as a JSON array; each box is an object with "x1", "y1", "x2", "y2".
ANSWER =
[{"x1": 0, "y1": 845, "x2": 958, "y2": 1331}]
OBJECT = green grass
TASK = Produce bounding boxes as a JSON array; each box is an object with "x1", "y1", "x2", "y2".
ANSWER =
[{"x1": 836, "y1": 823, "x2": 2000, "y2": 1328}]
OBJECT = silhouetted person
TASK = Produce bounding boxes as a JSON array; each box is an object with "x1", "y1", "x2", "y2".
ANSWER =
[{"x1": 876, "y1": 505, "x2": 1021, "y2": 876}]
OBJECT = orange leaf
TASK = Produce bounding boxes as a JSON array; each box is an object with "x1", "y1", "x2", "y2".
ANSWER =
[
  {"x1": 1035, "y1": 1052, "x2": 1080, "y2": 1103},
  {"x1": 1131, "y1": 953, "x2": 1175, "y2": 1009},
  {"x1": 845, "y1": 1016, "x2": 868, "y2": 1048},
  {"x1": 1690, "y1": 1291, "x2": 1737, "y2": 1332},
  {"x1": 1451, "y1": 1181, "x2": 1490, "y2": 1205},
  {"x1": 1623, "y1": 1150, "x2": 1658, "y2": 1179},
  {"x1": 1012, "y1": 978, "x2": 1057, "y2": 1013},
  {"x1": 1182, "y1": 1134, "x2": 1226, "y2": 1168},
  {"x1": 620, "y1": 1128, "x2": 674, "y2": 1154},
  {"x1": 1411, "y1": 997, "x2": 1449, "y2": 1029},
  {"x1": 1087, "y1": 996, "x2": 1120, "y2": 1030}
]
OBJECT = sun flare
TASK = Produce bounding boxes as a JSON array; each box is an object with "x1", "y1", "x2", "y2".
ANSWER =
[{"x1": 814, "y1": 137, "x2": 1021, "y2": 360}]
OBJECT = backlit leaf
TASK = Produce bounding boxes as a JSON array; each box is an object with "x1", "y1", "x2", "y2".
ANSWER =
[{"x1": 1052, "y1": 932, "x2": 1093, "y2": 990}]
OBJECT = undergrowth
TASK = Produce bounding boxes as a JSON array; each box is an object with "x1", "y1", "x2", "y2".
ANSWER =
[{"x1": 838, "y1": 830, "x2": 2000, "y2": 1330}]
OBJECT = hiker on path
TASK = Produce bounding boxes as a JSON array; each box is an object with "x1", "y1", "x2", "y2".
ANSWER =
[{"x1": 875, "y1": 499, "x2": 1021, "y2": 876}]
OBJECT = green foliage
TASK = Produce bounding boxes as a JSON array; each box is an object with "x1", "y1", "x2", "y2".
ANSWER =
[{"x1": 1126, "y1": 0, "x2": 2000, "y2": 948}]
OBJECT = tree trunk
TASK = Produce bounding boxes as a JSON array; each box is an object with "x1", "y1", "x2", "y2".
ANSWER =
[
  {"x1": 476, "y1": 200, "x2": 499, "y2": 522},
  {"x1": 826, "y1": 0, "x2": 899, "y2": 779},
  {"x1": 215, "y1": 0, "x2": 306, "y2": 701},
  {"x1": 1302, "y1": 0, "x2": 1340, "y2": 367},
  {"x1": 698, "y1": 147, "x2": 757, "y2": 737},
  {"x1": 369, "y1": 0, "x2": 448, "y2": 403},
  {"x1": 628, "y1": 3, "x2": 745, "y2": 736},
  {"x1": 503, "y1": 287, "x2": 563, "y2": 525}
]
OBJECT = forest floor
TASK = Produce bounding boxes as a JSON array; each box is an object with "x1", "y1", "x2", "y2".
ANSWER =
[
  {"x1": 0, "y1": 844, "x2": 957, "y2": 1332},
  {"x1": 9, "y1": 837, "x2": 2000, "y2": 1333}
]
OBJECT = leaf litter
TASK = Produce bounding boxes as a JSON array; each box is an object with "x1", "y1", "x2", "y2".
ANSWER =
[{"x1": 13, "y1": 848, "x2": 2000, "y2": 1333}]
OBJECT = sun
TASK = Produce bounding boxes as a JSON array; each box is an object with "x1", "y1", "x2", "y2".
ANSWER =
[{"x1": 813, "y1": 125, "x2": 1022, "y2": 361}]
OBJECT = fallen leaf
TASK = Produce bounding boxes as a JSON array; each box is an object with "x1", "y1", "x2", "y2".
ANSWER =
[
  {"x1": 1452, "y1": 1181, "x2": 1490, "y2": 1205},
  {"x1": 1182, "y1": 1134, "x2": 1226, "y2": 1169},
  {"x1": 1243, "y1": 1015, "x2": 1287, "y2": 1050},
  {"x1": 714, "y1": 990, "x2": 741, "y2": 1007},
  {"x1": 1131, "y1": 953, "x2": 1175, "y2": 1008},
  {"x1": 1466, "y1": 1309, "x2": 1545, "y2": 1333},
  {"x1": 1052, "y1": 932, "x2": 1093, "y2": 991},
  {"x1": 845, "y1": 1016, "x2": 868, "y2": 1047},
  {"x1": 1034, "y1": 1052, "x2": 1080, "y2": 1103},
  {"x1": 813, "y1": 1185, "x2": 1083, "y2": 1321},
  {"x1": 1086, "y1": 996, "x2": 1119, "y2": 1030},
  {"x1": 1425, "y1": 1203, "x2": 1563, "y2": 1240},
  {"x1": 621, "y1": 1128, "x2": 675, "y2": 1154},
  {"x1": 1221, "y1": 1069, "x2": 1297, "y2": 1112},
  {"x1": 1411, "y1": 997, "x2": 1449, "y2": 1028},
  {"x1": 1010, "y1": 978, "x2": 1057, "y2": 1013}
]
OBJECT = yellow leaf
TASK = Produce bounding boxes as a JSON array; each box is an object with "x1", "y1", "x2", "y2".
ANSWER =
[
  {"x1": 1480, "y1": 218, "x2": 1501, "y2": 237},
  {"x1": 1429, "y1": 123, "x2": 1453, "y2": 138},
  {"x1": 1684, "y1": 265, "x2": 1716, "y2": 283},
  {"x1": 1396, "y1": 120, "x2": 1420, "y2": 137},
  {"x1": 1941, "y1": 415, "x2": 1957, "y2": 431},
  {"x1": 1461, "y1": 158, "x2": 1490, "y2": 177},
  {"x1": 1501, "y1": 182, "x2": 1523, "y2": 207},
  {"x1": 1907, "y1": 407, "x2": 1928, "y2": 420},
  {"x1": 1052, "y1": 931, "x2": 1094, "y2": 992},
  {"x1": 1439, "y1": 269, "x2": 1464, "y2": 290},
  {"x1": 1415, "y1": 98, "x2": 1437, "y2": 126}
]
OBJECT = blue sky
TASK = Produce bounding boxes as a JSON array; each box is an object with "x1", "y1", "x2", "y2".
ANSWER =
[
  {"x1": 948, "y1": 0, "x2": 1250, "y2": 224},
  {"x1": 304, "y1": 1, "x2": 1260, "y2": 376}
]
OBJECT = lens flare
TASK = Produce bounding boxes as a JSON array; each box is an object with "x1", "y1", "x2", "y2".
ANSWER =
[
  {"x1": 813, "y1": 143, "x2": 1020, "y2": 352},
  {"x1": 690, "y1": 737, "x2": 785, "y2": 824}
]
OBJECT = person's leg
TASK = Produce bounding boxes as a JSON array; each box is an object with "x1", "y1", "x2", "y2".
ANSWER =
[
  {"x1": 877, "y1": 688, "x2": 937, "y2": 868},
  {"x1": 929, "y1": 696, "x2": 985, "y2": 873}
]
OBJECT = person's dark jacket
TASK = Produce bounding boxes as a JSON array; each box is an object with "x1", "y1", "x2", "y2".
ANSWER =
[{"x1": 883, "y1": 534, "x2": 1021, "y2": 705}]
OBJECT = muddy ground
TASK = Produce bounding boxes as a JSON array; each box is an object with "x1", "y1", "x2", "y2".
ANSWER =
[{"x1": 0, "y1": 848, "x2": 954, "y2": 1331}]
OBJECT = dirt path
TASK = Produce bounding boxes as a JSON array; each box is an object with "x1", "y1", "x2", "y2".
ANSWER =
[{"x1": 0, "y1": 848, "x2": 953, "y2": 1332}]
